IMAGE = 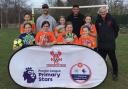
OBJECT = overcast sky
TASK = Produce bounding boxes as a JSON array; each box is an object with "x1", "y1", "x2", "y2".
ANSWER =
[
  {"x1": 27, "y1": 0, "x2": 128, "y2": 8},
  {"x1": 27, "y1": 0, "x2": 46, "y2": 8}
]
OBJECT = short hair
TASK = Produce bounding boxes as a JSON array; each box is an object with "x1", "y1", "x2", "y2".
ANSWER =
[
  {"x1": 83, "y1": 15, "x2": 92, "y2": 23},
  {"x1": 82, "y1": 25, "x2": 91, "y2": 31},
  {"x1": 65, "y1": 21, "x2": 73, "y2": 27},
  {"x1": 97, "y1": 6, "x2": 108, "y2": 14},
  {"x1": 58, "y1": 16, "x2": 66, "y2": 24},
  {"x1": 58, "y1": 16, "x2": 66, "y2": 22},
  {"x1": 42, "y1": 4, "x2": 49, "y2": 9},
  {"x1": 23, "y1": 12, "x2": 30, "y2": 17},
  {"x1": 23, "y1": 22, "x2": 32, "y2": 28},
  {"x1": 41, "y1": 21, "x2": 50, "y2": 28},
  {"x1": 73, "y1": 4, "x2": 79, "y2": 8},
  {"x1": 59, "y1": 16, "x2": 65, "y2": 19}
]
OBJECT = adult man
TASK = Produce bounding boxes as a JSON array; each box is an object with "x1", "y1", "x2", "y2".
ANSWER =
[
  {"x1": 36, "y1": 4, "x2": 56, "y2": 31},
  {"x1": 67, "y1": 5, "x2": 84, "y2": 37},
  {"x1": 95, "y1": 7, "x2": 119, "y2": 80}
]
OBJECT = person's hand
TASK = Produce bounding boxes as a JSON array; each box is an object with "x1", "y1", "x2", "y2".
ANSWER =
[
  {"x1": 37, "y1": 42, "x2": 42, "y2": 46},
  {"x1": 88, "y1": 33, "x2": 96, "y2": 37},
  {"x1": 28, "y1": 41, "x2": 33, "y2": 45},
  {"x1": 45, "y1": 43, "x2": 51, "y2": 47},
  {"x1": 65, "y1": 38, "x2": 74, "y2": 44}
]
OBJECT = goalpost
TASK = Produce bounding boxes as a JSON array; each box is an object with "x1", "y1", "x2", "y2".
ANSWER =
[
  {"x1": 32, "y1": 4, "x2": 109, "y2": 22},
  {"x1": 49, "y1": 5, "x2": 108, "y2": 9}
]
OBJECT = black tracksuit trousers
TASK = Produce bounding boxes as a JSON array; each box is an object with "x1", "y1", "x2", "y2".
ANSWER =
[{"x1": 98, "y1": 48, "x2": 118, "y2": 76}]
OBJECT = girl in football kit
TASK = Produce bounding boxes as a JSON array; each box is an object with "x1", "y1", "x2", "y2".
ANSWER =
[
  {"x1": 79, "y1": 25, "x2": 96, "y2": 49},
  {"x1": 19, "y1": 22, "x2": 35, "y2": 48},
  {"x1": 57, "y1": 21, "x2": 78, "y2": 44},
  {"x1": 80, "y1": 15, "x2": 97, "y2": 49},
  {"x1": 20, "y1": 13, "x2": 36, "y2": 33},
  {"x1": 54, "y1": 16, "x2": 66, "y2": 38},
  {"x1": 35, "y1": 21, "x2": 56, "y2": 46}
]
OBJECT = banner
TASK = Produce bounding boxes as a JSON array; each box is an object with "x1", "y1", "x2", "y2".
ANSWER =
[{"x1": 9, "y1": 45, "x2": 107, "y2": 88}]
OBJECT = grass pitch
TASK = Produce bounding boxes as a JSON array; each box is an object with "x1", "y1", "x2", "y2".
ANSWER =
[{"x1": 0, "y1": 27, "x2": 128, "y2": 89}]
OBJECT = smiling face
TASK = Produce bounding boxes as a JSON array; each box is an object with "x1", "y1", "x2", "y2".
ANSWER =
[
  {"x1": 85, "y1": 16, "x2": 92, "y2": 24},
  {"x1": 66, "y1": 24, "x2": 73, "y2": 33},
  {"x1": 24, "y1": 24, "x2": 32, "y2": 33},
  {"x1": 82, "y1": 27, "x2": 90, "y2": 35},
  {"x1": 42, "y1": 8, "x2": 49, "y2": 15},
  {"x1": 72, "y1": 7, "x2": 80, "y2": 16},
  {"x1": 24, "y1": 14, "x2": 30, "y2": 21},
  {"x1": 99, "y1": 7, "x2": 107, "y2": 19},
  {"x1": 59, "y1": 17, "x2": 66, "y2": 25},
  {"x1": 42, "y1": 23, "x2": 50, "y2": 31}
]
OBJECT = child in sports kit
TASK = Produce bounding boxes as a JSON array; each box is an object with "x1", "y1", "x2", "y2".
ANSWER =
[
  {"x1": 54, "y1": 16, "x2": 66, "y2": 38},
  {"x1": 57, "y1": 22, "x2": 78, "y2": 44},
  {"x1": 20, "y1": 13, "x2": 36, "y2": 33},
  {"x1": 19, "y1": 22, "x2": 35, "y2": 48},
  {"x1": 35, "y1": 21, "x2": 56, "y2": 46},
  {"x1": 79, "y1": 25, "x2": 96, "y2": 49},
  {"x1": 80, "y1": 15, "x2": 97, "y2": 49}
]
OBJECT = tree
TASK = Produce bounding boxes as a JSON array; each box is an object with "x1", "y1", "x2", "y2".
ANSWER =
[
  {"x1": 67, "y1": 0, "x2": 102, "y2": 6},
  {"x1": 104, "y1": 0, "x2": 125, "y2": 15},
  {"x1": 46, "y1": 0, "x2": 103, "y2": 18},
  {"x1": 0, "y1": 0, "x2": 31, "y2": 27}
]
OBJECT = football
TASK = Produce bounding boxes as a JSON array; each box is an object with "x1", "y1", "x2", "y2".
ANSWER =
[{"x1": 13, "y1": 38, "x2": 23, "y2": 50}]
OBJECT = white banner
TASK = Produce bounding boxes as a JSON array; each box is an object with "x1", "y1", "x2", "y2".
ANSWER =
[{"x1": 9, "y1": 45, "x2": 107, "y2": 88}]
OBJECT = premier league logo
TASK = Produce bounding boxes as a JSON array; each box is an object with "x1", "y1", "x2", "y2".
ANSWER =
[
  {"x1": 70, "y1": 63, "x2": 91, "y2": 84},
  {"x1": 23, "y1": 67, "x2": 36, "y2": 83}
]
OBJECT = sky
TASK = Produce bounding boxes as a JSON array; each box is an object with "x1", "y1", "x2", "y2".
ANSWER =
[
  {"x1": 27, "y1": 0, "x2": 46, "y2": 8},
  {"x1": 27, "y1": 0, "x2": 128, "y2": 8}
]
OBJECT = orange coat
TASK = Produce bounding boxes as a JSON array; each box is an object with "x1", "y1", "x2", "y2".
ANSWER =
[
  {"x1": 79, "y1": 35, "x2": 97, "y2": 49},
  {"x1": 80, "y1": 24, "x2": 97, "y2": 37},
  {"x1": 35, "y1": 31, "x2": 56, "y2": 46},
  {"x1": 80, "y1": 24, "x2": 97, "y2": 47},
  {"x1": 54, "y1": 25, "x2": 65, "y2": 38}
]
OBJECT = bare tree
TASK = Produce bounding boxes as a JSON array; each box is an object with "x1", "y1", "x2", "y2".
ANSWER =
[
  {"x1": 45, "y1": 0, "x2": 103, "y2": 19},
  {"x1": 104, "y1": 0, "x2": 125, "y2": 15},
  {"x1": 0, "y1": 0, "x2": 10, "y2": 27},
  {"x1": 67, "y1": 0, "x2": 102, "y2": 6},
  {"x1": 0, "y1": 0, "x2": 31, "y2": 27}
]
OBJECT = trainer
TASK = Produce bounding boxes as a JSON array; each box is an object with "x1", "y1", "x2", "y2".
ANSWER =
[{"x1": 95, "y1": 7, "x2": 119, "y2": 80}]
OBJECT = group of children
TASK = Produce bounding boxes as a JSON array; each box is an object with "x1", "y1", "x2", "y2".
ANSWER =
[{"x1": 13, "y1": 13, "x2": 97, "y2": 50}]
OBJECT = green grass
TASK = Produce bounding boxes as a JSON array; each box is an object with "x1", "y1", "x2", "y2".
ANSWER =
[{"x1": 0, "y1": 28, "x2": 128, "y2": 89}]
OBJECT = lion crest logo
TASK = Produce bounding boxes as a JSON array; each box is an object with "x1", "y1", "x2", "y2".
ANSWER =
[{"x1": 23, "y1": 67, "x2": 36, "y2": 83}]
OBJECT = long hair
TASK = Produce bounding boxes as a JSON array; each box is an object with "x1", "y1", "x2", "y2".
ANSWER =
[{"x1": 41, "y1": 21, "x2": 50, "y2": 28}]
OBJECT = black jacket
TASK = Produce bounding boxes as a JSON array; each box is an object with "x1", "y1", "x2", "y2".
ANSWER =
[
  {"x1": 95, "y1": 14, "x2": 119, "y2": 50},
  {"x1": 67, "y1": 13, "x2": 84, "y2": 37}
]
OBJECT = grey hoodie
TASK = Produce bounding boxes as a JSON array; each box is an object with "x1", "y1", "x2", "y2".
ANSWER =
[{"x1": 36, "y1": 14, "x2": 56, "y2": 31}]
